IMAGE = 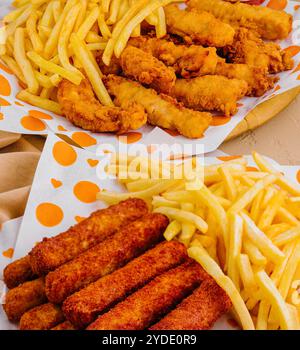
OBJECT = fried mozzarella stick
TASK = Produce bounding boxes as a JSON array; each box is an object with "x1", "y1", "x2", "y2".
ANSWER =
[
  {"x1": 57, "y1": 79, "x2": 147, "y2": 133},
  {"x1": 3, "y1": 277, "x2": 46, "y2": 322},
  {"x1": 171, "y1": 76, "x2": 248, "y2": 116},
  {"x1": 150, "y1": 278, "x2": 232, "y2": 330},
  {"x1": 215, "y1": 62, "x2": 276, "y2": 97},
  {"x1": 20, "y1": 303, "x2": 64, "y2": 330},
  {"x1": 30, "y1": 198, "x2": 148, "y2": 275},
  {"x1": 87, "y1": 260, "x2": 207, "y2": 330},
  {"x1": 188, "y1": 0, "x2": 292, "y2": 40},
  {"x1": 164, "y1": 4, "x2": 235, "y2": 47},
  {"x1": 128, "y1": 36, "x2": 224, "y2": 79},
  {"x1": 105, "y1": 75, "x2": 212, "y2": 139},
  {"x1": 120, "y1": 46, "x2": 176, "y2": 94},
  {"x1": 3, "y1": 256, "x2": 35, "y2": 289},
  {"x1": 45, "y1": 213, "x2": 169, "y2": 304},
  {"x1": 225, "y1": 28, "x2": 294, "y2": 74},
  {"x1": 63, "y1": 241, "x2": 187, "y2": 328},
  {"x1": 52, "y1": 321, "x2": 76, "y2": 330}
]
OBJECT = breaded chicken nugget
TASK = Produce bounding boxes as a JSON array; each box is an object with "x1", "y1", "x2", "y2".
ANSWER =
[
  {"x1": 63, "y1": 241, "x2": 187, "y2": 328},
  {"x1": 3, "y1": 277, "x2": 46, "y2": 322},
  {"x1": 165, "y1": 4, "x2": 235, "y2": 47},
  {"x1": 188, "y1": 0, "x2": 292, "y2": 40},
  {"x1": 150, "y1": 278, "x2": 232, "y2": 330},
  {"x1": 51, "y1": 321, "x2": 76, "y2": 330},
  {"x1": 105, "y1": 75, "x2": 212, "y2": 139},
  {"x1": 30, "y1": 198, "x2": 148, "y2": 275},
  {"x1": 45, "y1": 213, "x2": 169, "y2": 304},
  {"x1": 57, "y1": 78, "x2": 147, "y2": 133},
  {"x1": 87, "y1": 260, "x2": 207, "y2": 330},
  {"x1": 3, "y1": 256, "x2": 35, "y2": 289},
  {"x1": 120, "y1": 46, "x2": 176, "y2": 94},
  {"x1": 20, "y1": 303, "x2": 64, "y2": 330},
  {"x1": 171, "y1": 75, "x2": 248, "y2": 116}
]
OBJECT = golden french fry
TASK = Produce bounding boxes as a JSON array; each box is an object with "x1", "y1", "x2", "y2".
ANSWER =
[
  {"x1": 237, "y1": 254, "x2": 256, "y2": 291},
  {"x1": 26, "y1": 13, "x2": 44, "y2": 53},
  {"x1": 243, "y1": 239, "x2": 267, "y2": 266},
  {"x1": 253, "y1": 152, "x2": 300, "y2": 196},
  {"x1": 178, "y1": 203, "x2": 196, "y2": 246},
  {"x1": 14, "y1": 28, "x2": 39, "y2": 94},
  {"x1": 188, "y1": 244, "x2": 255, "y2": 330},
  {"x1": 256, "y1": 301, "x2": 270, "y2": 330},
  {"x1": 6, "y1": 5, "x2": 32, "y2": 36},
  {"x1": 255, "y1": 270, "x2": 293, "y2": 330},
  {"x1": 0, "y1": 54, "x2": 26, "y2": 83},
  {"x1": 70, "y1": 33, "x2": 113, "y2": 106},
  {"x1": 107, "y1": 0, "x2": 121, "y2": 25},
  {"x1": 218, "y1": 166, "x2": 237, "y2": 201},
  {"x1": 17, "y1": 89, "x2": 62, "y2": 114},
  {"x1": 27, "y1": 50, "x2": 82, "y2": 85},
  {"x1": 272, "y1": 226, "x2": 300, "y2": 247},
  {"x1": 164, "y1": 220, "x2": 181, "y2": 241},
  {"x1": 77, "y1": 6, "x2": 99, "y2": 40},
  {"x1": 258, "y1": 191, "x2": 283, "y2": 230}
]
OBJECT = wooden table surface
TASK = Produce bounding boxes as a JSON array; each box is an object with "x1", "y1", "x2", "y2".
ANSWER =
[{"x1": 221, "y1": 93, "x2": 300, "y2": 165}]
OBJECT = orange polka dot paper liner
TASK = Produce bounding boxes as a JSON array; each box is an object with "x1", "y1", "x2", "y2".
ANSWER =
[{"x1": 1, "y1": 2, "x2": 300, "y2": 154}]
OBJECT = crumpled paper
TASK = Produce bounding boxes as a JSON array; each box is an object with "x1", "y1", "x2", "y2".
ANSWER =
[
  {"x1": 1, "y1": 0, "x2": 300, "y2": 153},
  {"x1": 0, "y1": 132, "x2": 299, "y2": 330}
]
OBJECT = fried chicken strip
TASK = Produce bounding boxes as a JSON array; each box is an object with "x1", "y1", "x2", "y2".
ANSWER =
[
  {"x1": 3, "y1": 277, "x2": 46, "y2": 322},
  {"x1": 30, "y1": 198, "x2": 148, "y2": 275},
  {"x1": 45, "y1": 213, "x2": 169, "y2": 304},
  {"x1": 3, "y1": 256, "x2": 35, "y2": 289},
  {"x1": 120, "y1": 46, "x2": 176, "y2": 94},
  {"x1": 165, "y1": 4, "x2": 235, "y2": 47},
  {"x1": 51, "y1": 321, "x2": 76, "y2": 330},
  {"x1": 57, "y1": 78, "x2": 147, "y2": 133},
  {"x1": 150, "y1": 278, "x2": 232, "y2": 330},
  {"x1": 87, "y1": 260, "x2": 207, "y2": 330},
  {"x1": 188, "y1": 0, "x2": 292, "y2": 40},
  {"x1": 171, "y1": 76, "x2": 248, "y2": 116},
  {"x1": 63, "y1": 241, "x2": 187, "y2": 328},
  {"x1": 104, "y1": 75, "x2": 212, "y2": 139},
  {"x1": 128, "y1": 36, "x2": 224, "y2": 79},
  {"x1": 20, "y1": 303, "x2": 64, "y2": 330},
  {"x1": 224, "y1": 28, "x2": 294, "y2": 74},
  {"x1": 215, "y1": 62, "x2": 277, "y2": 97}
]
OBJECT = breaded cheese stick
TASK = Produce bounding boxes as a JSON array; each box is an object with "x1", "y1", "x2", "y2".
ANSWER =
[
  {"x1": 45, "y1": 213, "x2": 169, "y2": 304},
  {"x1": 30, "y1": 198, "x2": 148, "y2": 275},
  {"x1": 20, "y1": 303, "x2": 64, "y2": 330},
  {"x1": 150, "y1": 278, "x2": 232, "y2": 330},
  {"x1": 3, "y1": 256, "x2": 36, "y2": 289},
  {"x1": 188, "y1": 0, "x2": 292, "y2": 40},
  {"x1": 105, "y1": 75, "x2": 212, "y2": 139},
  {"x1": 52, "y1": 321, "x2": 76, "y2": 330},
  {"x1": 171, "y1": 76, "x2": 248, "y2": 116},
  {"x1": 165, "y1": 4, "x2": 235, "y2": 47},
  {"x1": 87, "y1": 260, "x2": 207, "y2": 330},
  {"x1": 63, "y1": 241, "x2": 188, "y2": 328},
  {"x1": 120, "y1": 46, "x2": 176, "y2": 94},
  {"x1": 3, "y1": 277, "x2": 46, "y2": 322}
]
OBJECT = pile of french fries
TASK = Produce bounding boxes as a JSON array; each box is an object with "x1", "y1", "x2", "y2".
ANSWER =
[
  {"x1": 98, "y1": 152, "x2": 300, "y2": 330},
  {"x1": 0, "y1": 0, "x2": 179, "y2": 114}
]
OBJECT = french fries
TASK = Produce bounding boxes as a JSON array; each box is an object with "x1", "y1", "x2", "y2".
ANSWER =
[
  {"x1": 98, "y1": 152, "x2": 300, "y2": 330},
  {"x1": 1, "y1": 0, "x2": 174, "y2": 113}
]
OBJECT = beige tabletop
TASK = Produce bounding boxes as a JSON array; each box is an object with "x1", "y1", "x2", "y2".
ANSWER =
[{"x1": 221, "y1": 94, "x2": 300, "y2": 165}]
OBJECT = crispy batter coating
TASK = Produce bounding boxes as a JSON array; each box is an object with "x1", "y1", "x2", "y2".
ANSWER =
[
  {"x1": 215, "y1": 62, "x2": 277, "y2": 97},
  {"x1": 57, "y1": 78, "x2": 147, "y2": 133},
  {"x1": 51, "y1": 321, "x2": 76, "y2": 330},
  {"x1": 171, "y1": 75, "x2": 248, "y2": 116},
  {"x1": 3, "y1": 277, "x2": 46, "y2": 322},
  {"x1": 87, "y1": 260, "x2": 207, "y2": 330},
  {"x1": 128, "y1": 36, "x2": 224, "y2": 78},
  {"x1": 104, "y1": 75, "x2": 212, "y2": 139},
  {"x1": 165, "y1": 4, "x2": 235, "y2": 47},
  {"x1": 63, "y1": 241, "x2": 188, "y2": 328},
  {"x1": 224, "y1": 28, "x2": 294, "y2": 74},
  {"x1": 45, "y1": 213, "x2": 169, "y2": 304},
  {"x1": 30, "y1": 198, "x2": 148, "y2": 276},
  {"x1": 120, "y1": 46, "x2": 176, "y2": 94},
  {"x1": 3, "y1": 256, "x2": 35, "y2": 289},
  {"x1": 150, "y1": 278, "x2": 232, "y2": 330},
  {"x1": 188, "y1": 0, "x2": 292, "y2": 40},
  {"x1": 20, "y1": 303, "x2": 64, "y2": 330}
]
